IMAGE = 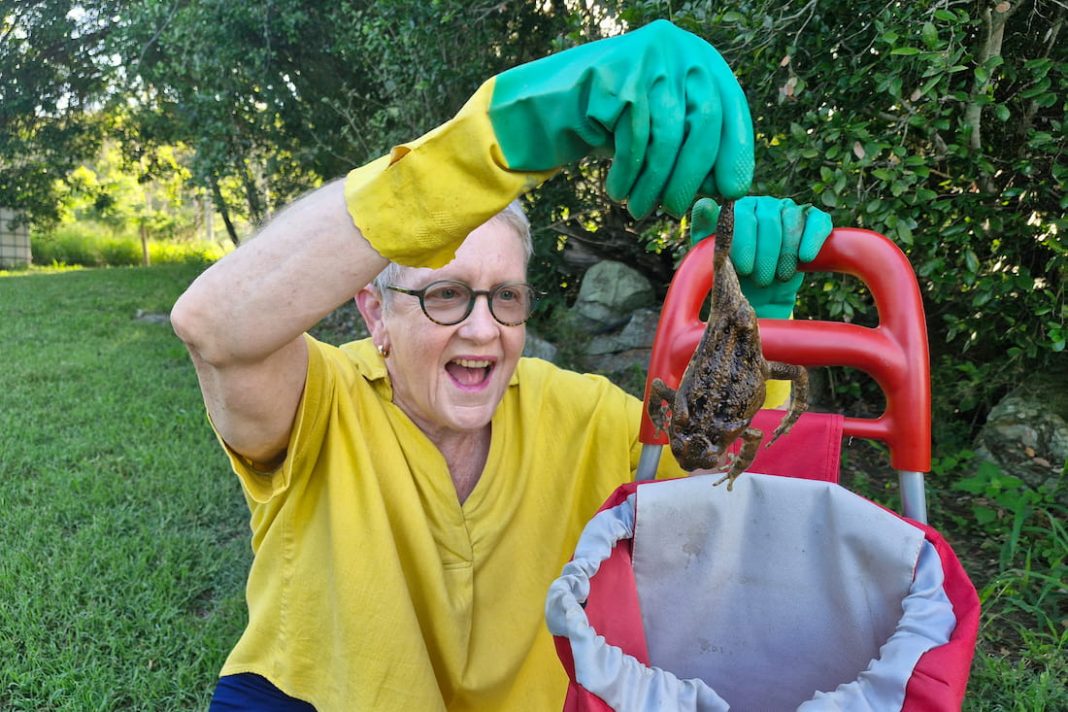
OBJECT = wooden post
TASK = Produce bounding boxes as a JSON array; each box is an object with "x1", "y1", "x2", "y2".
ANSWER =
[
  {"x1": 141, "y1": 185, "x2": 153, "y2": 266},
  {"x1": 140, "y1": 221, "x2": 150, "y2": 267}
]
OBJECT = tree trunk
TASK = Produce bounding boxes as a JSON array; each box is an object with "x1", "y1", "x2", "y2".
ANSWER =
[
  {"x1": 240, "y1": 163, "x2": 264, "y2": 226},
  {"x1": 964, "y1": 2, "x2": 1017, "y2": 153},
  {"x1": 211, "y1": 179, "x2": 241, "y2": 247},
  {"x1": 140, "y1": 221, "x2": 150, "y2": 266}
]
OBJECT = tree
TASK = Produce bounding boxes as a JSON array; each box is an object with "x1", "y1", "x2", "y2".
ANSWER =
[
  {"x1": 107, "y1": 0, "x2": 321, "y2": 244},
  {"x1": 108, "y1": 0, "x2": 574, "y2": 245},
  {"x1": 54, "y1": 139, "x2": 200, "y2": 243},
  {"x1": 0, "y1": 0, "x2": 118, "y2": 225}
]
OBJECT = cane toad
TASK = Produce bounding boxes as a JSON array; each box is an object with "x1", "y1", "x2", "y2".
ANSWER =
[{"x1": 648, "y1": 201, "x2": 809, "y2": 490}]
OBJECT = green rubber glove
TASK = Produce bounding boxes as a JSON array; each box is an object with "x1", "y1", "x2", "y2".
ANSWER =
[
  {"x1": 490, "y1": 19, "x2": 754, "y2": 218},
  {"x1": 689, "y1": 196, "x2": 832, "y2": 319}
]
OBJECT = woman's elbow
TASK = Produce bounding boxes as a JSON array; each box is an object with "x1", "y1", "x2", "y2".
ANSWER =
[{"x1": 171, "y1": 286, "x2": 224, "y2": 365}]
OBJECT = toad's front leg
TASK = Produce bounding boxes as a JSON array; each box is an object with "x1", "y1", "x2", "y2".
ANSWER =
[
  {"x1": 647, "y1": 377, "x2": 677, "y2": 435},
  {"x1": 765, "y1": 362, "x2": 809, "y2": 446},
  {"x1": 713, "y1": 426, "x2": 762, "y2": 491}
]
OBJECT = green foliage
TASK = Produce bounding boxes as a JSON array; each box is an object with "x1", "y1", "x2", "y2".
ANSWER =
[
  {"x1": 100, "y1": 236, "x2": 144, "y2": 266},
  {"x1": 7, "y1": 3, "x2": 1063, "y2": 428},
  {"x1": 925, "y1": 448, "x2": 1068, "y2": 710},
  {"x1": 147, "y1": 240, "x2": 227, "y2": 267},
  {"x1": 105, "y1": 0, "x2": 325, "y2": 239},
  {"x1": 0, "y1": 1, "x2": 119, "y2": 225},
  {"x1": 55, "y1": 140, "x2": 205, "y2": 241},
  {"x1": 106, "y1": 1, "x2": 573, "y2": 244},
  {"x1": 30, "y1": 223, "x2": 108, "y2": 267},
  {"x1": 946, "y1": 454, "x2": 1064, "y2": 567},
  {"x1": 966, "y1": 648, "x2": 1068, "y2": 712},
  {"x1": 31, "y1": 223, "x2": 227, "y2": 268},
  {"x1": 614, "y1": 0, "x2": 1066, "y2": 432}
]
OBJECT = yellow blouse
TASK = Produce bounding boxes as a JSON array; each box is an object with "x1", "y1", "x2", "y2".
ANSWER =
[{"x1": 216, "y1": 335, "x2": 683, "y2": 710}]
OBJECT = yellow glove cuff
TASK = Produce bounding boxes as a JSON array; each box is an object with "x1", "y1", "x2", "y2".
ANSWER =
[{"x1": 343, "y1": 79, "x2": 556, "y2": 268}]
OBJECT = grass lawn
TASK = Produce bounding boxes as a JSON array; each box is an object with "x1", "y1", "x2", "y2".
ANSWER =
[
  {"x1": 1, "y1": 265, "x2": 249, "y2": 710},
  {"x1": 1, "y1": 264, "x2": 1064, "y2": 710}
]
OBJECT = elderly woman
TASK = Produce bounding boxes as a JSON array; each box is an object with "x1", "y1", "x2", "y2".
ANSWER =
[{"x1": 173, "y1": 21, "x2": 831, "y2": 712}]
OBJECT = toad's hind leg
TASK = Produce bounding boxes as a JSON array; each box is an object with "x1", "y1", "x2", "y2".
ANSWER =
[
  {"x1": 647, "y1": 378, "x2": 676, "y2": 434},
  {"x1": 713, "y1": 427, "x2": 762, "y2": 491},
  {"x1": 765, "y1": 362, "x2": 809, "y2": 446}
]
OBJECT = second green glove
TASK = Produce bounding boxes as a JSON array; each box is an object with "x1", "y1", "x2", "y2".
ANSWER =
[{"x1": 690, "y1": 196, "x2": 832, "y2": 319}]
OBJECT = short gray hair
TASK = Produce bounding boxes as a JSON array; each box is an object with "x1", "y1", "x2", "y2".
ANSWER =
[{"x1": 371, "y1": 199, "x2": 532, "y2": 303}]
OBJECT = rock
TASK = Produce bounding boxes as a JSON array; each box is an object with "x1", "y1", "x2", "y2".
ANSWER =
[
  {"x1": 570, "y1": 261, "x2": 656, "y2": 332},
  {"x1": 581, "y1": 308, "x2": 661, "y2": 396},
  {"x1": 582, "y1": 348, "x2": 652, "y2": 380},
  {"x1": 562, "y1": 239, "x2": 601, "y2": 269},
  {"x1": 310, "y1": 301, "x2": 368, "y2": 345},
  {"x1": 585, "y1": 308, "x2": 660, "y2": 355},
  {"x1": 974, "y1": 373, "x2": 1068, "y2": 493},
  {"x1": 134, "y1": 309, "x2": 171, "y2": 325},
  {"x1": 523, "y1": 332, "x2": 558, "y2": 363}
]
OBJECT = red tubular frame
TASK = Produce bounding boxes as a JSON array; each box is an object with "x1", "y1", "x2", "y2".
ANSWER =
[{"x1": 639, "y1": 228, "x2": 931, "y2": 474}]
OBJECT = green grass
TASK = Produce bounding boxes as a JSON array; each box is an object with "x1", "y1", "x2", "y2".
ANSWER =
[
  {"x1": 943, "y1": 463, "x2": 1068, "y2": 711},
  {"x1": 0, "y1": 265, "x2": 249, "y2": 710},
  {"x1": 1, "y1": 265, "x2": 1064, "y2": 709}
]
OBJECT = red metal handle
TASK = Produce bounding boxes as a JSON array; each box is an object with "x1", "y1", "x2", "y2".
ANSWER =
[{"x1": 639, "y1": 228, "x2": 931, "y2": 474}]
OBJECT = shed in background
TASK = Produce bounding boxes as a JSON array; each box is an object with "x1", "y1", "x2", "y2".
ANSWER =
[{"x1": 0, "y1": 208, "x2": 31, "y2": 268}]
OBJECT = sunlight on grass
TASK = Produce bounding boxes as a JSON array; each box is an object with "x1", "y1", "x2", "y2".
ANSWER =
[{"x1": 0, "y1": 263, "x2": 85, "y2": 278}]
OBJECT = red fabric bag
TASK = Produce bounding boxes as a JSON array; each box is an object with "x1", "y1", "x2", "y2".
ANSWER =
[{"x1": 547, "y1": 476, "x2": 979, "y2": 711}]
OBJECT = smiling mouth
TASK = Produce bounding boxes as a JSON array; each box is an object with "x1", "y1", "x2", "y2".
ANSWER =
[{"x1": 445, "y1": 358, "x2": 494, "y2": 388}]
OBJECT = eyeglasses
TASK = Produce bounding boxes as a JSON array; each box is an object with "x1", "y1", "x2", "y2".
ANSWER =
[{"x1": 386, "y1": 280, "x2": 538, "y2": 326}]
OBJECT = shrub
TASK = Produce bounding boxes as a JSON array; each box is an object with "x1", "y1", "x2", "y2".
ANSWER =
[
  {"x1": 148, "y1": 239, "x2": 226, "y2": 265},
  {"x1": 31, "y1": 222, "x2": 228, "y2": 268},
  {"x1": 31, "y1": 224, "x2": 108, "y2": 266},
  {"x1": 100, "y1": 237, "x2": 143, "y2": 266},
  {"x1": 589, "y1": 2, "x2": 1066, "y2": 436}
]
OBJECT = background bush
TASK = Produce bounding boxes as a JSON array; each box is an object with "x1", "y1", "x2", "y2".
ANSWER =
[
  {"x1": 610, "y1": 1, "x2": 1066, "y2": 440},
  {"x1": 31, "y1": 223, "x2": 227, "y2": 268},
  {"x1": 99, "y1": 236, "x2": 143, "y2": 266}
]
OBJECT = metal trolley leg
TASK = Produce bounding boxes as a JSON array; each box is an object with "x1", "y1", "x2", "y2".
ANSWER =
[
  {"x1": 898, "y1": 470, "x2": 928, "y2": 524},
  {"x1": 636, "y1": 445, "x2": 663, "y2": 482}
]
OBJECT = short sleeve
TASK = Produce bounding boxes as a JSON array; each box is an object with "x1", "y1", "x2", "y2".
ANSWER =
[{"x1": 213, "y1": 334, "x2": 334, "y2": 504}]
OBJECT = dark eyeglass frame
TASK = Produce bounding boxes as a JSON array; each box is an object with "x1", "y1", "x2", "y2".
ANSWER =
[{"x1": 386, "y1": 280, "x2": 539, "y2": 327}]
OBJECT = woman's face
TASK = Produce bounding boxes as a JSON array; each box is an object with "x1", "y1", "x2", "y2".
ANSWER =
[{"x1": 361, "y1": 219, "x2": 528, "y2": 441}]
